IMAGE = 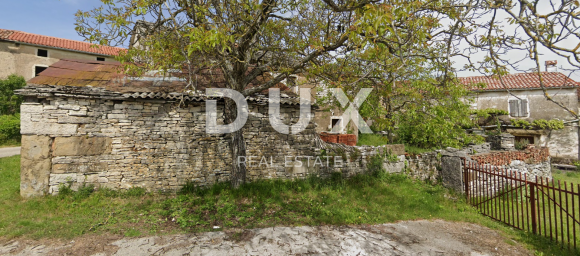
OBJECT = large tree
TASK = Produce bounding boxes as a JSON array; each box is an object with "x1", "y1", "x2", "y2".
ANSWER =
[
  {"x1": 312, "y1": 1, "x2": 482, "y2": 148},
  {"x1": 76, "y1": 0, "x2": 377, "y2": 187}
]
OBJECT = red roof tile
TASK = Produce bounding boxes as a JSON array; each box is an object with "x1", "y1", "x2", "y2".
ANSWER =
[
  {"x1": 460, "y1": 72, "x2": 580, "y2": 91},
  {"x1": 0, "y1": 29, "x2": 124, "y2": 56}
]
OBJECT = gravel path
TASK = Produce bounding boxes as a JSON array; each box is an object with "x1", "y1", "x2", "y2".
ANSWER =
[
  {"x1": 0, "y1": 220, "x2": 531, "y2": 256},
  {"x1": 0, "y1": 147, "x2": 20, "y2": 158}
]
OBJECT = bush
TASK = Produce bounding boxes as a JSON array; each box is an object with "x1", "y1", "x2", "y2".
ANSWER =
[
  {"x1": 0, "y1": 75, "x2": 26, "y2": 115},
  {"x1": 0, "y1": 114, "x2": 20, "y2": 145}
]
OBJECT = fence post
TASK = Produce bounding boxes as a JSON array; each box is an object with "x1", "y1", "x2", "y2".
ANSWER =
[
  {"x1": 530, "y1": 183, "x2": 537, "y2": 234},
  {"x1": 463, "y1": 160, "x2": 469, "y2": 202}
]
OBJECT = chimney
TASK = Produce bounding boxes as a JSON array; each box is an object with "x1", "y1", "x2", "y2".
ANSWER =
[{"x1": 545, "y1": 60, "x2": 558, "y2": 72}]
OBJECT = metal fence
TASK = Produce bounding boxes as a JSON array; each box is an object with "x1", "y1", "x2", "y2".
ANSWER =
[{"x1": 464, "y1": 161, "x2": 580, "y2": 250}]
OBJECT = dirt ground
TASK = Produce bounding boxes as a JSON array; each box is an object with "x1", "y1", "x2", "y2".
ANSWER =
[{"x1": 0, "y1": 219, "x2": 531, "y2": 255}]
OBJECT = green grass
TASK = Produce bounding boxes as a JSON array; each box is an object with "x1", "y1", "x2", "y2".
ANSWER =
[
  {"x1": 356, "y1": 133, "x2": 390, "y2": 146},
  {"x1": 356, "y1": 134, "x2": 432, "y2": 155},
  {"x1": 0, "y1": 155, "x2": 172, "y2": 239},
  {"x1": 0, "y1": 155, "x2": 574, "y2": 255},
  {"x1": 404, "y1": 145, "x2": 433, "y2": 155},
  {"x1": 553, "y1": 170, "x2": 580, "y2": 186},
  {"x1": 0, "y1": 140, "x2": 20, "y2": 148}
]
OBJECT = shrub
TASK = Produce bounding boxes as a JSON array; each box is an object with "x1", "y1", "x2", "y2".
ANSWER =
[
  {"x1": 0, "y1": 75, "x2": 26, "y2": 115},
  {"x1": 514, "y1": 139, "x2": 529, "y2": 150},
  {"x1": 471, "y1": 108, "x2": 509, "y2": 118},
  {"x1": 0, "y1": 114, "x2": 20, "y2": 145}
]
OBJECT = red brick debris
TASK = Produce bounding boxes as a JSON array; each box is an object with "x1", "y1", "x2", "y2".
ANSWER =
[
  {"x1": 471, "y1": 147, "x2": 550, "y2": 166},
  {"x1": 319, "y1": 133, "x2": 357, "y2": 146}
]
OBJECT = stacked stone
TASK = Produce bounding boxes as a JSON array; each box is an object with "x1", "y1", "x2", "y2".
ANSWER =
[{"x1": 16, "y1": 85, "x2": 553, "y2": 197}]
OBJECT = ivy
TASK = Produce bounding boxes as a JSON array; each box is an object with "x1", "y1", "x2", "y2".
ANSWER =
[
  {"x1": 511, "y1": 119, "x2": 564, "y2": 130},
  {"x1": 471, "y1": 108, "x2": 509, "y2": 118}
]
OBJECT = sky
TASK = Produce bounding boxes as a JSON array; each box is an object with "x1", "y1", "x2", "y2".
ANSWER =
[
  {"x1": 1, "y1": 0, "x2": 578, "y2": 80},
  {"x1": 0, "y1": 0, "x2": 103, "y2": 42}
]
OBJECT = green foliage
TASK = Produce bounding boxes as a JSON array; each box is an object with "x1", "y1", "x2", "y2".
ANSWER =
[
  {"x1": 385, "y1": 152, "x2": 398, "y2": 163},
  {"x1": 349, "y1": 148, "x2": 361, "y2": 162},
  {"x1": 512, "y1": 119, "x2": 564, "y2": 130},
  {"x1": 357, "y1": 133, "x2": 390, "y2": 146},
  {"x1": 531, "y1": 119, "x2": 565, "y2": 130},
  {"x1": 574, "y1": 162, "x2": 580, "y2": 171},
  {"x1": 392, "y1": 80, "x2": 483, "y2": 149},
  {"x1": 471, "y1": 108, "x2": 509, "y2": 118},
  {"x1": 405, "y1": 145, "x2": 433, "y2": 155},
  {"x1": 511, "y1": 119, "x2": 532, "y2": 129},
  {"x1": 0, "y1": 75, "x2": 26, "y2": 115},
  {"x1": 0, "y1": 114, "x2": 21, "y2": 145},
  {"x1": 514, "y1": 139, "x2": 529, "y2": 150},
  {"x1": 367, "y1": 154, "x2": 385, "y2": 172}
]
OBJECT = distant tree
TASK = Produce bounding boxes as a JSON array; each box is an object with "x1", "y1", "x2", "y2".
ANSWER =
[{"x1": 0, "y1": 75, "x2": 26, "y2": 116}]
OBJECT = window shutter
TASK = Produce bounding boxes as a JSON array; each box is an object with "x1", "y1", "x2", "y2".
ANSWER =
[
  {"x1": 509, "y1": 100, "x2": 519, "y2": 117},
  {"x1": 520, "y1": 99, "x2": 529, "y2": 117}
]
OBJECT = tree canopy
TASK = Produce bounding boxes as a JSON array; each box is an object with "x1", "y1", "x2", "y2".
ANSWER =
[{"x1": 76, "y1": 0, "x2": 580, "y2": 183}]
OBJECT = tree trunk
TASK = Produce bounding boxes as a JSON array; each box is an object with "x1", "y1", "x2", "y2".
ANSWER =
[{"x1": 224, "y1": 97, "x2": 247, "y2": 188}]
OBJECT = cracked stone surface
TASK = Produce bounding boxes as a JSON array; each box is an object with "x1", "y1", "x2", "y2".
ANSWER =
[{"x1": 0, "y1": 220, "x2": 531, "y2": 255}]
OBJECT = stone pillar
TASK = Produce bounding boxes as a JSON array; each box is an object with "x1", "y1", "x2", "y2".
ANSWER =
[
  {"x1": 20, "y1": 135, "x2": 52, "y2": 197},
  {"x1": 441, "y1": 156, "x2": 464, "y2": 193}
]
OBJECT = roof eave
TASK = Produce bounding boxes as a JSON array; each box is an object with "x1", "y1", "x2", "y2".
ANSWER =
[
  {"x1": 0, "y1": 39, "x2": 117, "y2": 57},
  {"x1": 470, "y1": 86, "x2": 579, "y2": 93}
]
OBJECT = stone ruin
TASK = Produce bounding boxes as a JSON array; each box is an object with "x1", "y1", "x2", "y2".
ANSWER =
[{"x1": 17, "y1": 85, "x2": 412, "y2": 197}]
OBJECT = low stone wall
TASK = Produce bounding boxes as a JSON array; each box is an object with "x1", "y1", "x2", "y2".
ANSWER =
[
  {"x1": 18, "y1": 86, "x2": 410, "y2": 197},
  {"x1": 17, "y1": 86, "x2": 553, "y2": 197},
  {"x1": 373, "y1": 143, "x2": 551, "y2": 193},
  {"x1": 470, "y1": 147, "x2": 550, "y2": 166},
  {"x1": 464, "y1": 148, "x2": 552, "y2": 196}
]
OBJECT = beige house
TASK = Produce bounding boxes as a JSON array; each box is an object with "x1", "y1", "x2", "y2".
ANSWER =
[
  {"x1": 461, "y1": 67, "x2": 580, "y2": 160},
  {"x1": 287, "y1": 76, "x2": 359, "y2": 136},
  {"x1": 0, "y1": 29, "x2": 124, "y2": 81}
]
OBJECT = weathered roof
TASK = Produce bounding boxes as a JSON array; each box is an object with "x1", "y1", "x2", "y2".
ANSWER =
[
  {"x1": 460, "y1": 72, "x2": 580, "y2": 91},
  {"x1": 22, "y1": 59, "x2": 302, "y2": 105},
  {"x1": 28, "y1": 59, "x2": 292, "y2": 93},
  {"x1": 17, "y1": 84, "x2": 303, "y2": 106},
  {"x1": 0, "y1": 29, "x2": 124, "y2": 56}
]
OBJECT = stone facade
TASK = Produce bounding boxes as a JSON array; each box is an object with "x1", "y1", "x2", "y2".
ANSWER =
[
  {"x1": 17, "y1": 85, "x2": 554, "y2": 197},
  {"x1": 0, "y1": 41, "x2": 115, "y2": 80},
  {"x1": 469, "y1": 88, "x2": 579, "y2": 160},
  {"x1": 18, "y1": 86, "x2": 410, "y2": 197}
]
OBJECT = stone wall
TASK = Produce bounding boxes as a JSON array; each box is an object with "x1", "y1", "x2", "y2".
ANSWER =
[
  {"x1": 18, "y1": 85, "x2": 554, "y2": 197},
  {"x1": 20, "y1": 93, "x2": 325, "y2": 196},
  {"x1": 18, "y1": 86, "x2": 410, "y2": 197}
]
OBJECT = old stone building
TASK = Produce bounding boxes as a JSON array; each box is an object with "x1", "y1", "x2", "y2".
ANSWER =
[
  {"x1": 17, "y1": 59, "x2": 394, "y2": 197},
  {"x1": 460, "y1": 69, "x2": 580, "y2": 160},
  {"x1": 0, "y1": 28, "x2": 124, "y2": 80},
  {"x1": 18, "y1": 59, "x2": 554, "y2": 198}
]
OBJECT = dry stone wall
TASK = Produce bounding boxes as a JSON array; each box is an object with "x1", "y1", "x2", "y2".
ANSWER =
[
  {"x1": 18, "y1": 86, "x2": 409, "y2": 197},
  {"x1": 18, "y1": 86, "x2": 553, "y2": 197}
]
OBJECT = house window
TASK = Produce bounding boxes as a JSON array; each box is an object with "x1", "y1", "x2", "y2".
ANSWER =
[
  {"x1": 330, "y1": 117, "x2": 343, "y2": 133},
  {"x1": 37, "y1": 49, "x2": 48, "y2": 57},
  {"x1": 34, "y1": 66, "x2": 47, "y2": 76},
  {"x1": 96, "y1": 57, "x2": 105, "y2": 61},
  {"x1": 508, "y1": 98, "x2": 529, "y2": 117}
]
